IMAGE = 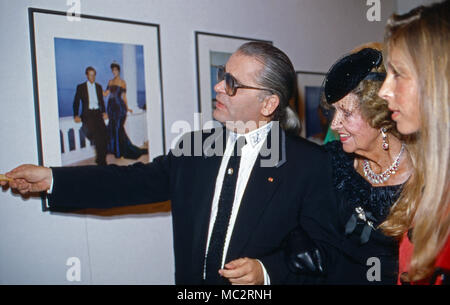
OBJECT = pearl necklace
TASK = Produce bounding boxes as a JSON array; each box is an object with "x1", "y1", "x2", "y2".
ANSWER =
[{"x1": 363, "y1": 144, "x2": 405, "y2": 184}]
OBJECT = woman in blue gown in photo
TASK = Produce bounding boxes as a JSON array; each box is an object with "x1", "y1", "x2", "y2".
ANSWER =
[{"x1": 104, "y1": 62, "x2": 148, "y2": 160}]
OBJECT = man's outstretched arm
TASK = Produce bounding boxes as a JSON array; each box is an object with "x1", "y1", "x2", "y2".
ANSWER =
[{"x1": 1, "y1": 154, "x2": 173, "y2": 209}]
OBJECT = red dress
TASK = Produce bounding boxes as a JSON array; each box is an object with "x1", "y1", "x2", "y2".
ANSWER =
[{"x1": 398, "y1": 232, "x2": 450, "y2": 285}]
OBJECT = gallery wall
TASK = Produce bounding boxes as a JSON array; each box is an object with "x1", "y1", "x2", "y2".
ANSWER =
[{"x1": 0, "y1": 0, "x2": 399, "y2": 284}]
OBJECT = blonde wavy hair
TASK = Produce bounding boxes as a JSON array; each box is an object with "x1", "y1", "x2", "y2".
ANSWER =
[{"x1": 379, "y1": 1, "x2": 450, "y2": 282}]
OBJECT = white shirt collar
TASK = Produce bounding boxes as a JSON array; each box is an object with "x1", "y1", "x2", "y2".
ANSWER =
[{"x1": 229, "y1": 121, "x2": 273, "y2": 148}]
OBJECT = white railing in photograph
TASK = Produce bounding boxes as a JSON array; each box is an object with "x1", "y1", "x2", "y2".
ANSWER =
[{"x1": 59, "y1": 111, "x2": 148, "y2": 165}]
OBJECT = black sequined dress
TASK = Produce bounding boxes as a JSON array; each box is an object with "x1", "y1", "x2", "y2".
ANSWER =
[{"x1": 322, "y1": 140, "x2": 402, "y2": 284}]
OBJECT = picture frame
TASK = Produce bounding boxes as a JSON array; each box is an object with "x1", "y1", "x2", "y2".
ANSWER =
[
  {"x1": 295, "y1": 71, "x2": 327, "y2": 141},
  {"x1": 195, "y1": 31, "x2": 272, "y2": 129},
  {"x1": 29, "y1": 8, "x2": 165, "y2": 210}
]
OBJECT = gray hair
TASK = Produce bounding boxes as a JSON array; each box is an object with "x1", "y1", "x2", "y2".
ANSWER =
[{"x1": 237, "y1": 42, "x2": 301, "y2": 136}]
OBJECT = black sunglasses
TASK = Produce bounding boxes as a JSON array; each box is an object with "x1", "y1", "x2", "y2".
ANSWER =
[{"x1": 216, "y1": 66, "x2": 274, "y2": 97}]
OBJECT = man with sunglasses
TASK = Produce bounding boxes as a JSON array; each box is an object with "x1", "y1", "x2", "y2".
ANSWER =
[{"x1": 2, "y1": 42, "x2": 335, "y2": 285}]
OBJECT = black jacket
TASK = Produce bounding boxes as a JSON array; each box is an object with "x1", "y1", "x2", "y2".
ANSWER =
[
  {"x1": 48, "y1": 126, "x2": 335, "y2": 284},
  {"x1": 73, "y1": 82, "x2": 106, "y2": 119}
]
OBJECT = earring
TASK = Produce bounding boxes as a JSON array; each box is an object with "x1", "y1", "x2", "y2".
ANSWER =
[{"x1": 381, "y1": 127, "x2": 389, "y2": 150}]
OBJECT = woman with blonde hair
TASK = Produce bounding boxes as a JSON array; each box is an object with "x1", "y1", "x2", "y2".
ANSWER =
[{"x1": 378, "y1": 0, "x2": 450, "y2": 284}]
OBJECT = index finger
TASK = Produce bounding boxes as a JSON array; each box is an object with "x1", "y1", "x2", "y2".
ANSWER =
[
  {"x1": 6, "y1": 165, "x2": 31, "y2": 179},
  {"x1": 0, "y1": 174, "x2": 13, "y2": 182}
]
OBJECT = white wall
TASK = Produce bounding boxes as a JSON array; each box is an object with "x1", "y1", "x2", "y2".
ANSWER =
[{"x1": 0, "y1": 0, "x2": 395, "y2": 284}]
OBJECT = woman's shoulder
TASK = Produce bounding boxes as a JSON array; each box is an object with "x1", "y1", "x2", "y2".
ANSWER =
[
  {"x1": 324, "y1": 140, "x2": 346, "y2": 156},
  {"x1": 323, "y1": 141, "x2": 366, "y2": 209},
  {"x1": 323, "y1": 141, "x2": 355, "y2": 177}
]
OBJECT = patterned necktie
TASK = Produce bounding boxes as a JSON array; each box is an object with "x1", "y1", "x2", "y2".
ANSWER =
[{"x1": 204, "y1": 136, "x2": 246, "y2": 284}]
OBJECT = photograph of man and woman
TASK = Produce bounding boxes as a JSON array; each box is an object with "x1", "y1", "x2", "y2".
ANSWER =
[{"x1": 54, "y1": 38, "x2": 148, "y2": 166}]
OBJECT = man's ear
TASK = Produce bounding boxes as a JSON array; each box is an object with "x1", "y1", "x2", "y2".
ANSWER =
[{"x1": 261, "y1": 95, "x2": 280, "y2": 117}]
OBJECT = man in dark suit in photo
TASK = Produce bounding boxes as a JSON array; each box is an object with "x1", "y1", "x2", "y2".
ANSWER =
[
  {"x1": 73, "y1": 66, "x2": 108, "y2": 165},
  {"x1": 3, "y1": 42, "x2": 336, "y2": 285}
]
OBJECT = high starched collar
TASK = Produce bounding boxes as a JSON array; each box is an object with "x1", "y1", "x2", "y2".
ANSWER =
[{"x1": 229, "y1": 122, "x2": 273, "y2": 148}]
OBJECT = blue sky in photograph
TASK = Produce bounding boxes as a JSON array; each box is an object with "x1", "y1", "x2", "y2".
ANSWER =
[{"x1": 54, "y1": 38, "x2": 146, "y2": 117}]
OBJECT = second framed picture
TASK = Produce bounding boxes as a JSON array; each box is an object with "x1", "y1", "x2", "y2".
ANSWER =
[
  {"x1": 296, "y1": 71, "x2": 327, "y2": 143},
  {"x1": 195, "y1": 32, "x2": 272, "y2": 129}
]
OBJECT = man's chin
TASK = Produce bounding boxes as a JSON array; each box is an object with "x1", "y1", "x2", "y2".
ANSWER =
[{"x1": 212, "y1": 110, "x2": 225, "y2": 123}]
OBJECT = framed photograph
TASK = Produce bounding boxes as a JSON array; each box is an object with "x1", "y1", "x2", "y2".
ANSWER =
[
  {"x1": 195, "y1": 32, "x2": 272, "y2": 129},
  {"x1": 295, "y1": 71, "x2": 327, "y2": 142},
  {"x1": 29, "y1": 8, "x2": 165, "y2": 210}
]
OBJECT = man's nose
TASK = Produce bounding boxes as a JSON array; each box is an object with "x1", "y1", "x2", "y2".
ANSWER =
[{"x1": 214, "y1": 79, "x2": 226, "y2": 94}]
